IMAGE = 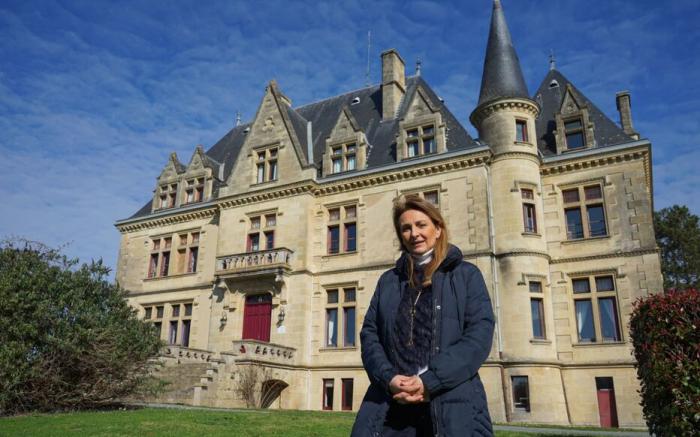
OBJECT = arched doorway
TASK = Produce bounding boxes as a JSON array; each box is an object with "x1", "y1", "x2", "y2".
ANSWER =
[
  {"x1": 260, "y1": 379, "x2": 288, "y2": 409},
  {"x1": 242, "y1": 293, "x2": 272, "y2": 342}
]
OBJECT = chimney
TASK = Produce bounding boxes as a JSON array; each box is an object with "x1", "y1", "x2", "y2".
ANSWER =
[
  {"x1": 381, "y1": 49, "x2": 406, "y2": 120},
  {"x1": 616, "y1": 91, "x2": 639, "y2": 140}
]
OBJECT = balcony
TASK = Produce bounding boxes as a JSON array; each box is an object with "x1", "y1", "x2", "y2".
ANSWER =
[
  {"x1": 216, "y1": 247, "x2": 293, "y2": 280},
  {"x1": 227, "y1": 339, "x2": 297, "y2": 366}
]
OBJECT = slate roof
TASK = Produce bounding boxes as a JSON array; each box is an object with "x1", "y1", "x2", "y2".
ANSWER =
[
  {"x1": 123, "y1": 75, "x2": 478, "y2": 221},
  {"x1": 533, "y1": 69, "x2": 633, "y2": 156},
  {"x1": 477, "y1": 0, "x2": 530, "y2": 106}
]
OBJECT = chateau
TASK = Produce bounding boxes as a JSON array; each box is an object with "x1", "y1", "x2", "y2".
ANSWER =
[{"x1": 115, "y1": 0, "x2": 662, "y2": 428}]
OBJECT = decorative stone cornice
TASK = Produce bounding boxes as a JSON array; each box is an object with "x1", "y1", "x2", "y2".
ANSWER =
[
  {"x1": 218, "y1": 182, "x2": 315, "y2": 210},
  {"x1": 490, "y1": 151, "x2": 540, "y2": 164},
  {"x1": 470, "y1": 97, "x2": 540, "y2": 128},
  {"x1": 551, "y1": 247, "x2": 659, "y2": 265},
  {"x1": 496, "y1": 250, "x2": 551, "y2": 261},
  {"x1": 116, "y1": 207, "x2": 217, "y2": 233}
]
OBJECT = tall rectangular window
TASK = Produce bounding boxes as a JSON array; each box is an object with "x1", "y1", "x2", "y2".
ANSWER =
[
  {"x1": 515, "y1": 119, "x2": 528, "y2": 142},
  {"x1": 572, "y1": 275, "x2": 621, "y2": 343},
  {"x1": 521, "y1": 188, "x2": 537, "y2": 233},
  {"x1": 247, "y1": 213, "x2": 277, "y2": 252},
  {"x1": 529, "y1": 280, "x2": 546, "y2": 340},
  {"x1": 168, "y1": 320, "x2": 178, "y2": 345},
  {"x1": 512, "y1": 376, "x2": 530, "y2": 412},
  {"x1": 184, "y1": 177, "x2": 205, "y2": 204},
  {"x1": 324, "y1": 286, "x2": 356, "y2": 348},
  {"x1": 147, "y1": 302, "x2": 193, "y2": 347},
  {"x1": 327, "y1": 205, "x2": 357, "y2": 255},
  {"x1": 158, "y1": 183, "x2": 178, "y2": 209},
  {"x1": 564, "y1": 118, "x2": 585, "y2": 149},
  {"x1": 149, "y1": 232, "x2": 198, "y2": 278},
  {"x1": 341, "y1": 379, "x2": 354, "y2": 411},
  {"x1": 322, "y1": 379, "x2": 334, "y2": 410},
  {"x1": 329, "y1": 142, "x2": 358, "y2": 174},
  {"x1": 562, "y1": 184, "x2": 607, "y2": 239},
  {"x1": 254, "y1": 147, "x2": 279, "y2": 183},
  {"x1": 404, "y1": 124, "x2": 436, "y2": 159}
]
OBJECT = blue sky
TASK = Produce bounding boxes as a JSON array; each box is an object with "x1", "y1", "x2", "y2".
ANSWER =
[{"x1": 2, "y1": 0, "x2": 699, "y2": 276}]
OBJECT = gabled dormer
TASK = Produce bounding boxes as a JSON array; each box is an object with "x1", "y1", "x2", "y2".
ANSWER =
[
  {"x1": 152, "y1": 153, "x2": 186, "y2": 212},
  {"x1": 323, "y1": 106, "x2": 368, "y2": 175},
  {"x1": 554, "y1": 84, "x2": 595, "y2": 153},
  {"x1": 180, "y1": 145, "x2": 223, "y2": 206},
  {"x1": 396, "y1": 85, "x2": 447, "y2": 161},
  {"x1": 224, "y1": 80, "x2": 315, "y2": 195}
]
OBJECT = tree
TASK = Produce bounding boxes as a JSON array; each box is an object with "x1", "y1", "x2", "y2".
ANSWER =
[
  {"x1": 654, "y1": 205, "x2": 700, "y2": 290},
  {"x1": 630, "y1": 289, "x2": 700, "y2": 436},
  {"x1": 0, "y1": 240, "x2": 162, "y2": 415}
]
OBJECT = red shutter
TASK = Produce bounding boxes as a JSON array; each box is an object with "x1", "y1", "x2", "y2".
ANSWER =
[{"x1": 242, "y1": 294, "x2": 272, "y2": 342}]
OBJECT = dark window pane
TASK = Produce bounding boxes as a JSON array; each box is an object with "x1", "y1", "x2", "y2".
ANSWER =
[
  {"x1": 344, "y1": 288, "x2": 356, "y2": 302},
  {"x1": 328, "y1": 226, "x2": 340, "y2": 254},
  {"x1": 562, "y1": 189, "x2": 580, "y2": 203},
  {"x1": 521, "y1": 189, "x2": 534, "y2": 200},
  {"x1": 512, "y1": 376, "x2": 530, "y2": 412},
  {"x1": 565, "y1": 208, "x2": 584, "y2": 239},
  {"x1": 584, "y1": 185, "x2": 602, "y2": 200},
  {"x1": 516, "y1": 120, "x2": 527, "y2": 142},
  {"x1": 564, "y1": 119, "x2": 583, "y2": 130},
  {"x1": 599, "y1": 298, "x2": 621, "y2": 342},
  {"x1": 172, "y1": 304, "x2": 180, "y2": 317},
  {"x1": 269, "y1": 160, "x2": 278, "y2": 180},
  {"x1": 188, "y1": 247, "x2": 198, "y2": 273},
  {"x1": 595, "y1": 377, "x2": 614, "y2": 391},
  {"x1": 587, "y1": 205, "x2": 607, "y2": 237},
  {"x1": 326, "y1": 309, "x2": 338, "y2": 347},
  {"x1": 573, "y1": 278, "x2": 591, "y2": 293},
  {"x1": 531, "y1": 299, "x2": 545, "y2": 339},
  {"x1": 341, "y1": 379, "x2": 354, "y2": 410},
  {"x1": 160, "y1": 251, "x2": 170, "y2": 276},
  {"x1": 184, "y1": 303, "x2": 193, "y2": 316},
  {"x1": 344, "y1": 307, "x2": 356, "y2": 347},
  {"x1": 423, "y1": 137, "x2": 435, "y2": 154},
  {"x1": 323, "y1": 379, "x2": 334, "y2": 410},
  {"x1": 154, "y1": 322, "x2": 162, "y2": 337},
  {"x1": 523, "y1": 203, "x2": 537, "y2": 233},
  {"x1": 169, "y1": 320, "x2": 178, "y2": 345},
  {"x1": 327, "y1": 290, "x2": 339, "y2": 304},
  {"x1": 265, "y1": 231, "x2": 275, "y2": 250},
  {"x1": 566, "y1": 132, "x2": 585, "y2": 149},
  {"x1": 329, "y1": 208, "x2": 340, "y2": 221},
  {"x1": 422, "y1": 125, "x2": 434, "y2": 136},
  {"x1": 595, "y1": 276, "x2": 615, "y2": 292},
  {"x1": 575, "y1": 300, "x2": 595, "y2": 342},
  {"x1": 156, "y1": 306, "x2": 164, "y2": 318},
  {"x1": 248, "y1": 233, "x2": 260, "y2": 252},
  {"x1": 181, "y1": 320, "x2": 191, "y2": 347},
  {"x1": 424, "y1": 191, "x2": 438, "y2": 206},
  {"x1": 345, "y1": 223, "x2": 356, "y2": 252},
  {"x1": 529, "y1": 281, "x2": 543, "y2": 293},
  {"x1": 144, "y1": 307, "x2": 152, "y2": 319},
  {"x1": 407, "y1": 129, "x2": 419, "y2": 138}
]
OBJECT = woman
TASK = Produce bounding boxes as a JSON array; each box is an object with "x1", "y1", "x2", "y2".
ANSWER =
[{"x1": 351, "y1": 195, "x2": 495, "y2": 437}]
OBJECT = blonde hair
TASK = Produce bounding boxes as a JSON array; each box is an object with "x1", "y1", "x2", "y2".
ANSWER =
[{"x1": 392, "y1": 194, "x2": 449, "y2": 287}]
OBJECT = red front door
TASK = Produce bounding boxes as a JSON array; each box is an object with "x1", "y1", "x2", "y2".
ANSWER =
[
  {"x1": 242, "y1": 294, "x2": 272, "y2": 342},
  {"x1": 596, "y1": 377, "x2": 619, "y2": 428}
]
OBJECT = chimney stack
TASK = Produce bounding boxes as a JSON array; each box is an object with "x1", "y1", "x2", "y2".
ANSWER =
[
  {"x1": 381, "y1": 49, "x2": 406, "y2": 120},
  {"x1": 616, "y1": 91, "x2": 639, "y2": 140}
]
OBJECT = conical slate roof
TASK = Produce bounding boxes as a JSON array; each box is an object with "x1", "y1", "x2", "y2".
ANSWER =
[{"x1": 477, "y1": 0, "x2": 530, "y2": 105}]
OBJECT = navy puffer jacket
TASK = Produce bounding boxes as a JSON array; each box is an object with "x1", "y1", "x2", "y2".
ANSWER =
[{"x1": 351, "y1": 245, "x2": 495, "y2": 437}]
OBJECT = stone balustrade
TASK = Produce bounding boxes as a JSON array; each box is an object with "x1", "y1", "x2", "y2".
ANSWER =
[
  {"x1": 216, "y1": 247, "x2": 293, "y2": 277},
  {"x1": 231, "y1": 339, "x2": 297, "y2": 365},
  {"x1": 161, "y1": 345, "x2": 214, "y2": 363}
]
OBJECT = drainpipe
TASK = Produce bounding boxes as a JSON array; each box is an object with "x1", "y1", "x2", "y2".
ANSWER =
[{"x1": 485, "y1": 164, "x2": 503, "y2": 354}]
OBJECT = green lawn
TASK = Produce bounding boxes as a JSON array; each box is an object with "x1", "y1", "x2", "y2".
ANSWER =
[{"x1": 0, "y1": 407, "x2": 594, "y2": 436}]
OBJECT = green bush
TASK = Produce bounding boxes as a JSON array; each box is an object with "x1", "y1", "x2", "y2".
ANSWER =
[
  {"x1": 629, "y1": 289, "x2": 700, "y2": 436},
  {"x1": 0, "y1": 240, "x2": 162, "y2": 415}
]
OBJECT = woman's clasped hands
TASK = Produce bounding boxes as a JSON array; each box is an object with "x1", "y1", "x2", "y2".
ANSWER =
[{"x1": 389, "y1": 374, "x2": 429, "y2": 404}]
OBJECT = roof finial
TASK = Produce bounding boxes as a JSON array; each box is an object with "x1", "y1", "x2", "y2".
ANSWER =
[
  {"x1": 235, "y1": 111, "x2": 241, "y2": 127},
  {"x1": 549, "y1": 50, "x2": 556, "y2": 71},
  {"x1": 415, "y1": 58, "x2": 422, "y2": 76}
]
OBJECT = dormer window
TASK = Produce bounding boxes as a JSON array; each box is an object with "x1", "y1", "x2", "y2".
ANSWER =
[
  {"x1": 158, "y1": 184, "x2": 177, "y2": 209},
  {"x1": 331, "y1": 142, "x2": 357, "y2": 174},
  {"x1": 564, "y1": 118, "x2": 585, "y2": 150},
  {"x1": 405, "y1": 124, "x2": 436, "y2": 158},
  {"x1": 515, "y1": 119, "x2": 528, "y2": 143},
  {"x1": 255, "y1": 147, "x2": 278, "y2": 183},
  {"x1": 184, "y1": 177, "x2": 205, "y2": 204}
]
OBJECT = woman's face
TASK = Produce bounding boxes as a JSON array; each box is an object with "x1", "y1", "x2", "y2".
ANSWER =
[{"x1": 399, "y1": 209, "x2": 442, "y2": 256}]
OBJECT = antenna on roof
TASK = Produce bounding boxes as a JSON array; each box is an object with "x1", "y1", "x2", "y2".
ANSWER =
[
  {"x1": 415, "y1": 58, "x2": 422, "y2": 76},
  {"x1": 549, "y1": 50, "x2": 556, "y2": 71},
  {"x1": 365, "y1": 30, "x2": 371, "y2": 87},
  {"x1": 235, "y1": 111, "x2": 241, "y2": 126}
]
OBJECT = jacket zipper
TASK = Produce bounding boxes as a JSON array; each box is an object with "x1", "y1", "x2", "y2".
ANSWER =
[{"x1": 430, "y1": 271, "x2": 443, "y2": 437}]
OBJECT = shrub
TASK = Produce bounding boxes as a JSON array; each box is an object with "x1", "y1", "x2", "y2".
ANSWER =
[
  {"x1": 629, "y1": 289, "x2": 700, "y2": 436},
  {"x1": 0, "y1": 240, "x2": 162, "y2": 415}
]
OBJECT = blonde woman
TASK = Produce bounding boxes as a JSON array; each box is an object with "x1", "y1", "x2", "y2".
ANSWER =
[{"x1": 351, "y1": 195, "x2": 495, "y2": 437}]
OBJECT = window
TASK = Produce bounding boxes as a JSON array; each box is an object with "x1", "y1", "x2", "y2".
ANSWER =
[
  {"x1": 255, "y1": 147, "x2": 279, "y2": 183},
  {"x1": 512, "y1": 376, "x2": 530, "y2": 412},
  {"x1": 341, "y1": 379, "x2": 354, "y2": 410},
  {"x1": 564, "y1": 118, "x2": 585, "y2": 150},
  {"x1": 247, "y1": 213, "x2": 276, "y2": 252},
  {"x1": 515, "y1": 119, "x2": 528, "y2": 143},
  {"x1": 402, "y1": 189, "x2": 440, "y2": 208},
  {"x1": 149, "y1": 232, "x2": 199, "y2": 278},
  {"x1": 325, "y1": 286, "x2": 357, "y2": 348},
  {"x1": 143, "y1": 302, "x2": 192, "y2": 346},
  {"x1": 330, "y1": 142, "x2": 358, "y2": 174},
  {"x1": 158, "y1": 183, "x2": 178, "y2": 209},
  {"x1": 184, "y1": 177, "x2": 205, "y2": 204},
  {"x1": 405, "y1": 124, "x2": 436, "y2": 158},
  {"x1": 521, "y1": 189, "x2": 537, "y2": 233},
  {"x1": 327, "y1": 205, "x2": 357, "y2": 254},
  {"x1": 562, "y1": 184, "x2": 607, "y2": 239},
  {"x1": 529, "y1": 281, "x2": 545, "y2": 340},
  {"x1": 322, "y1": 379, "x2": 334, "y2": 410},
  {"x1": 572, "y1": 275, "x2": 621, "y2": 343}
]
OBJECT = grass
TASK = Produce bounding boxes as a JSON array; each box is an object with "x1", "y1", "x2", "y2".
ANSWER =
[{"x1": 0, "y1": 407, "x2": 620, "y2": 437}]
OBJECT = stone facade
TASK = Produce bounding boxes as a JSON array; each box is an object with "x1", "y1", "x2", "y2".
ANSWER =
[{"x1": 115, "y1": 1, "x2": 661, "y2": 428}]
